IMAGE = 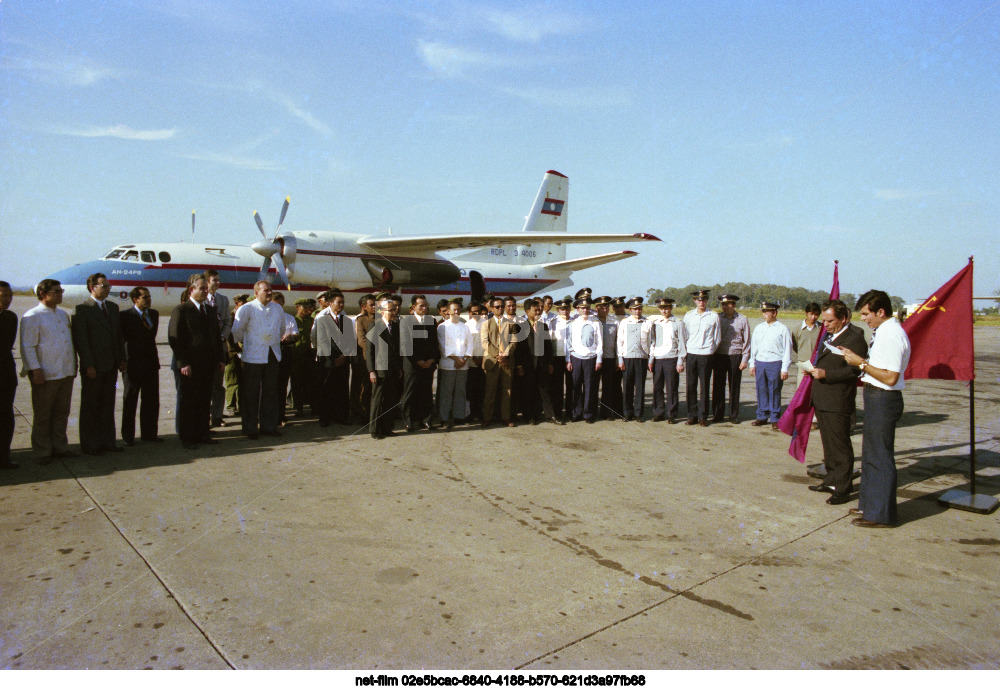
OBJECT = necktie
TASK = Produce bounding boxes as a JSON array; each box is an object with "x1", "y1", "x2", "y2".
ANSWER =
[
  {"x1": 142, "y1": 311, "x2": 152, "y2": 330},
  {"x1": 100, "y1": 302, "x2": 110, "y2": 322}
]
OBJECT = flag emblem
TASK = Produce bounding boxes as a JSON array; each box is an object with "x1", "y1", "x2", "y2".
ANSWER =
[{"x1": 541, "y1": 198, "x2": 564, "y2": 216}]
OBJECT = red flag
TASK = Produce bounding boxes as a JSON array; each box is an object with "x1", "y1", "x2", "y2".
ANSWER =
[
  {"x1": 778, "y1": 261, "x2": 839, "y2": 462},
  {"x1": 901, "y1": 259, "x2": 974, "y2": 381}
]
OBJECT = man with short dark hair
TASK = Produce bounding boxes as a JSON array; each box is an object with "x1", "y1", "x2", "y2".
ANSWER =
[
  {"x1": 168, "y1": 275, "x2": 225, "y2": 449},
  {"x1": 20, "y1": 280, "x2": 78, "y2": 464},
  {"x1": 840, "y1": 290, "x2": 910, "y2": 527},
  {"x1": 648, "y1": 298, "x2": 686, "y2": 423},
  {"x1": 400, "y1": 294, "x2": 438, "y2": 431},
  {"x1": 683, "y1": 289, "x2": 720, "y2": 426},
  {"x1": 204, "y1": 269, "x2": 231, "y2": 427},
  {"x1": 366, "y1": 298, "x2": 402, "y2": 439},
  {"x1": 351, "y1": 294, "x2": 377, "y2": 421},
  {"x1": 481, "y1": 297, "x2": 518, "y2": 427},
  {"x1": 793, "y1": 302, "x2": 822, "y2": 386},
  {"x1": 312, "y1": 289, "x2": 353, "y2": 426},
  {"x1": 807, "y1": 300, "x2": 867, "y2": 505},
  {"x1": 73, "y1": 273, "x2": 126, "y2": 454},
  {"x1": 515, "y1": 298, "x2": 561, "y2": 425},
  {"x1": 465, "y1": 302, "x2": 486, "y2": 422},
  {"x1": 120, "y1": 287, "x2": 161, "y2": 445}
]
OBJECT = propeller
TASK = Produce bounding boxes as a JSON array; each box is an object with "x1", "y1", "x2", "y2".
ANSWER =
[
  {"x1": 251, "y1": 196, "x2": 292, "y2": 288},
  {"x1": 191, "y1": 210, "x2": 196, "y2": 241}
]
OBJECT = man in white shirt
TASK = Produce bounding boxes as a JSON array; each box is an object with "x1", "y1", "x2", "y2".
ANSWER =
[
  {"x1": 438, "y1": 300, "x2": 474, "y2": 428},
  {"x1": 840, "y1": 290, "x2": 911, "y2": 527},
  {"x1": 649, "y1": 298, "x2": 686, "y2": 423},
  {"x1": 312, "y1": 289, "x2": 354, "y2": 426},
  {"x1": 232, "y1": 280, "x2": 286, "y2": 439},
  {"x1": 749, "y1": 301, "x2": 793, "y2": 428},
  {"x1": 594, "y1": 296, "x2": 622, "y2": 420},
  {"x1": 549, "y1": 299, "x2": 575, "y2": 421},
  {"x1": 683, "y1": 290, "x2": 720, "y2": 426},
  {"x1": 616, "y1": 297, "x2": 651, "y2": 422},
  {"x1": 20, "y1": 279, "x2": 79, "y2": 463},
  {"x1": 566, "y1": 296, "x2": 602, "y2": 423},
  {"x1": 464, "y1": 302, "x2": 486, "y2": 423}
]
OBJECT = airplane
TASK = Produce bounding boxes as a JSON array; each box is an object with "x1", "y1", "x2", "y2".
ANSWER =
[{"x1": 44, "y1": 170, "x2": 661, "y2": 313}]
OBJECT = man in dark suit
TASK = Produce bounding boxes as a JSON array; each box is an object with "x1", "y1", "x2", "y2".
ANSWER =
[
  {"x1": 0, "y1": 281, "x2": 18, "y2": 469},
  {"x1": 366, "y1": 297, "x2": 402, "y2": 439},
  {"x1": 168, "y1": 274, "x2": 225, "y2": 449},
  {"x1": 515, "y1": 298, "x2": 562, "y2": 425},
  {"x1": 120, "y1": 287, "x2": 161, "y2": 445},
  {"x1": 72, "y1": 273, "x2": 126, "y2": 455},
  {"x1": 312, "y1": 288, "x2": 354, "y2": 426},
  {"x1": 400, "y1": 295, "x2": 438, "y2": 431},
  {"x1": 808, "y1": 299, "x2": 869, "y2": 505}
]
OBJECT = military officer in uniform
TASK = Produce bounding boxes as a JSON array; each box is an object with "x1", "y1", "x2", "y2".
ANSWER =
[
  {"x1": 594, "y1": 296, "x2": 622, "y2": 419},
  {"x1": 617, "y1": 297, "x2": 651, "y2": 422},
  {"x1": 712, "y1": 294, "x2": 750, "y2": 424},
  {"x1": 648, "y1": 298, "x2": 686, "y2": 422}
]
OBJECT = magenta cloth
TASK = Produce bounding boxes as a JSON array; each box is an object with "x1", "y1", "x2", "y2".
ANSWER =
[{"x1": 778, "y1": 262, "x2": 839, "y2": 462}]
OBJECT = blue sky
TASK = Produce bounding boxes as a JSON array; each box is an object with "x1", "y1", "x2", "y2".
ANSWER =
[{"x1": 1, "y1": 0, "x2": 998, "y2": 302}]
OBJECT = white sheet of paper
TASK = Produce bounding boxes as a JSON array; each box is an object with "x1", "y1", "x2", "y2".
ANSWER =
[
  {"x1": 798, "y1": 360, "x2": 815, "y2": 373},
  {"x1": 823, "y1": 341, "x2": 844, "y2": 355}
]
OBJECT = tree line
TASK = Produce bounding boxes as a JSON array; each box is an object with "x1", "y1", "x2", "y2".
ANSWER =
[{"x1": 645, "y1": 283, "x2": 905, "y2": 313}]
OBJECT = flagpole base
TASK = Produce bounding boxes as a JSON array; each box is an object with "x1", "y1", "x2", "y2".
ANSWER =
[{"x1": 938, "y1": 490, "x2": 999, "y2": 515}]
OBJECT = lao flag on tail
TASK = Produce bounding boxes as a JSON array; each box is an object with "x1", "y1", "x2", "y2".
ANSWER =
[
  {"x1": 777, "y1": 261, "x2": 839, "y2": 462},
  {"x1": 902, "y1": 259, "x2": 974, "y2": 381}
]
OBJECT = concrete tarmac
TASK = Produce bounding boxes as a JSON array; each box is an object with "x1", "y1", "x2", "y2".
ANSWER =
[{"x1": 2, "y1": 300, "x2": 999, "y2": 669}]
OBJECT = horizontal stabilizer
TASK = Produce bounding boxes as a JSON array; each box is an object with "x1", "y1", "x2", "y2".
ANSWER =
[
  {"x1": 541, "y1": 250, "x2": 639, "y2": 272},
  {"x1": 357, "y1": 232, "x2": 659, "y2": 254}
]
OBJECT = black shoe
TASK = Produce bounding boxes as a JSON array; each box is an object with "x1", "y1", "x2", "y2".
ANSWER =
[
  {"x1": 636, "y1": 417, "x2": 645, "y2": 423},
  {"x1": 549, "y1": 417, "x2": 565, "y2": 425},
  {"x1": 699, "y1": 420, "x2": 709, "y2": 427},
  {"x1": 371, "y1": 433, "x2": 384, "y2": 440},
  {"x1": 667, "y1": 417, "x2": 678, "y2": 424},
  {"x1": 622, "y1": 415, "x2": 632, "y2": 422},
  {"x1": 808, "y1": 484, "x2": 835, "y2": 494},
  {"x1": 750, "y1": 420, "x2": 768, "y2": 427},
  {"x1": 771, "y1": 422, "x2": 779, "y2": 430},
  {"x1": 711, "y1": 417, "x2": 724, "y2": 424},
  {"x1": 651, "y1": 415, "x2": 664, "y2": 422},
  {"x1": 852, "y1": 517, "x2": 894, "y2": 528},
  {"x1": 729, "y1": 416, "x2": 739, "y2": 424},
  {"x1": 124, "y1": 439, "x2": 136, "y2": 447},
  {"x1": 421, "y1": 422, "x2": 432, "y2": 430},
  {"x1": 383, "y1": 430, "x2": 397, "y2": 437},
  {"x1": 685, "y1": 419, "x2": 697, "y2": 425},
  {"x1": 571, "y1": 417, "x2": 583, "y2": 423},
  {"x1": 406, "y1": 426, "x2": 416, "y2": 433},
  {"x1": 585, "y1": 418, "x2": 595, "y2": 424},
  {"x1": 826, "y1": 494, "x2": 851, "y2": 505}
]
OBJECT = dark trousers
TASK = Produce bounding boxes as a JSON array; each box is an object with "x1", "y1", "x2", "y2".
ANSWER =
[
  {"x1": 467, "y1": 367, "x2": 484, "y2": 421},
  {"x1": 599, "y1": 363, "x2": 623, "y2": 419},
  {"x1": 685, "y1": 354, "x2": 712, "y2": 422},
  {"x1": 519, "y1": 368, "x2": 555, "y2": 421},
  {"x1": 278, "y1": 345, "x2": 293, "y2": 422},
  {"x1": 711, "y1": 352, "x2": 743, "y2": 420},
  {"x1": 482, "y1": 363, "x2": 513, "y2": 424},
  {"x1": 815, "y1": 409, "x2": 855, "y2": 498},
  {"x1": 350, "y1": 357, "x2": 371, "y2": 420},
  {"x1": 79, "y1": 369, "x2": 118, "y2": 451},
  {"x1": 317, "y1": 358, "x2": 350, "y2": 425},
  {"x1": 622, "y1": 358, "x2": 648, "y2": 418},
  {"x1": 859, "y1": 386, "x2": 904, "y2": 524},
  {"x1": 177, "y1": 364, "x2": 213, "y2": 443},
  {"x1": 753, "y1": 360, "x2": 783, "y2": 422},
  {"x1": 121, "y1": 368, "x2": 160, "y2": 442},
  {"x1": 652, "y1": 358, "x2": 680, "y2": 419},
  {"x1": 1, "y1": 364, "x2": 16, "y2": 462},
  {"x1": 242, "y1": 351, "x2": 280, "y2": 435},
  {"x1": 571, "y1": 356, "x2": 599, "y2": 420},
  {"x1": 401, "y1": 362, "x2": 435, "y2": 427},
  {"x1": 550, "y1": 364, "x2": 574, "y2": 419},
  {"x1": 370, "y1": 372, "x2": 401, "y2": 436}
]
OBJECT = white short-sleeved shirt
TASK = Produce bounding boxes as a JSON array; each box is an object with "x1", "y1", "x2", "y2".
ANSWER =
[{"x1": 863, "y1": 317, "x2": 910, "y2": 391}]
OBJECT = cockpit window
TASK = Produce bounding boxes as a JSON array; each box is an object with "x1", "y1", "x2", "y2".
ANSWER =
[
  {"x1": 140, "y1": 251, "x2": 155, "y2": 263},
  {"x1": 123, "y1": 250, "x2": 139, "y2": 261},
  {"x1": 104, "y1": 249, "x2": 124, "y2": 260},
  {"x1": 158, "y1": 251, "x2": 171, "y2": 263}
]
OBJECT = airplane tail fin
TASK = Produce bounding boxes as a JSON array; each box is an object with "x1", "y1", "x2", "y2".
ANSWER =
[{"x1": 453, "y1": 170, "x2": 569, "y2": 264}]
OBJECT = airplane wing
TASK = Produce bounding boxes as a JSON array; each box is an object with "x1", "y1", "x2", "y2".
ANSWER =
[
  {"x1": 540, "y1": 251, "x2": 640, "y2": 272},
  {"x1": 356, "y1": 232, "x2": 660, "y2": 253}
]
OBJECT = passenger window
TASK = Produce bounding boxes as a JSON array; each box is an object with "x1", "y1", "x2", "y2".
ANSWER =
[
  {"x1": 140, "y1": 251, "x2": 155, "y2": 263},
  {"x1": 158, "y1": 251, "x2": 171, "y2": 263}
]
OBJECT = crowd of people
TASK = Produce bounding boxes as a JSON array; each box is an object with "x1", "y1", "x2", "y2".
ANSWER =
[{"x1": 0, "y1": 273, "x2": 910, "y2": 527}]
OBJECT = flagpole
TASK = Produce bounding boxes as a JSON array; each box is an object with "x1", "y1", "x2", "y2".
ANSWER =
[{"x1": 939, "y1": 257, "x2": 998, "y2": 514}]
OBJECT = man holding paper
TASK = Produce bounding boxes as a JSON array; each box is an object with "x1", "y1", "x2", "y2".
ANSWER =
[{"x1": 807, "y1": 300, "x2": 868, "y2": 505}]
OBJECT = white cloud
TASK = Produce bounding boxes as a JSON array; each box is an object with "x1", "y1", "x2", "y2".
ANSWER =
[
  {"x1": 501, "y1": 85, "x2": 632, "y2": 110},
  {"x1": 7, "y1": 54, "x2": 119, "y2": 87},
  {"x1": 273, "y1": 94, "x2": 335, "y2": 139},
  {"x1": 174, "y1": 151, "x2": 282, "y2": 171},
  {"x1": 418, "y1": 40, "x2": 497, "y2": 78},
  {"x1": 481, "y1": 6, "x2": 589, "y2": 43},
  {"x1": 52, "y1": 124, "x2": 177, "y2": 140}
]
